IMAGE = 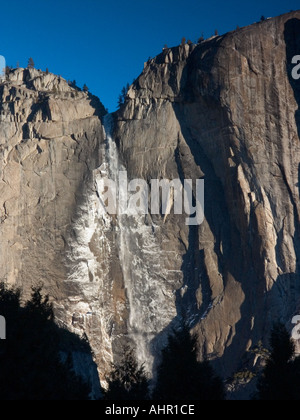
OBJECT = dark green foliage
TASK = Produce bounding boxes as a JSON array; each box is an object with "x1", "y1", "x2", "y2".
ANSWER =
[
  {"x1": 153, "y1": 326, "x2": 225, "y2": 400},
  {"x1": 261, "y1": 16, "x2": 266, "y2": 21},
  {"x1": 198, "y1": 33, "x2": 205, "y2": 43},
  {"x1": 28, "y1": 58, "x2": 35, "y2": 69},
  {"x1": 69, "y1": 79, "x2": 77, "y2": 88},
  {"x1": 269, "y1": 323, "x2": 294, "y2": 365},
  {"x1": 105, "y1": 347, "x2": 149, "y2": 400},
  {"x1": 256, "y1": 323, "x2": 300, "y2": 400},
  {"x1": 83, "y1": 83, "x2": 89, "y2": 93},
  {"x1": 118, "y1": 83, "x2": 130, "y2": 108},
  {"x1": 5, "y1": 66, "x2": 12, "y2": 76},
  {"x1": 0, "y1": 283, "x2": 91, "y2": 400}
]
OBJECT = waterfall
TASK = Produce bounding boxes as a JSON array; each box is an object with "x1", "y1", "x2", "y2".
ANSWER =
[
  {"x1": 102, "y1": 114, "x2": 177, "y2": 374},
  {"x1": 62, "y1": 113, "x2": 180, "y2": 384}
]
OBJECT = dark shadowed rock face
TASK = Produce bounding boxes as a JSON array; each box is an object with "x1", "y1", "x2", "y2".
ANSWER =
[{"x1": 0, "y1": 11, "x2": 300, "y2": 385}]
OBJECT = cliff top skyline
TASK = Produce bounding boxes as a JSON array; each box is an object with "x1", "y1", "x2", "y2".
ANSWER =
[{"x1": 1, "y1": 0, "x2": 299, "y2": 112}]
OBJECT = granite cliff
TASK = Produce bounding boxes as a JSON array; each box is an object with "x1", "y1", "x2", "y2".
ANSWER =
[{"x1": 0, "y1": 11, "x2": 300, "y2": 388}]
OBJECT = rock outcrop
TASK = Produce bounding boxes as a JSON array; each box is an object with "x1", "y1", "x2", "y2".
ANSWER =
[
  {"x1": 114, "y1": 10, "x2": 300, "y2": 377},
  {"x1": 0, "y1": 11, "x2": 300, "y2": 388},
  {"x1": 0, "y1": 68, "x2": 110, "y2": 377}
]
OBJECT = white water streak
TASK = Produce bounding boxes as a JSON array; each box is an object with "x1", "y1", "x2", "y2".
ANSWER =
[{"x1": 103, "y1": 115, "x2": 177, "y2": 373}]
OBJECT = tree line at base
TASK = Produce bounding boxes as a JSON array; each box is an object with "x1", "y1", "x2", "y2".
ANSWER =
[
  {"x1": 0, "y1": 283, "x2": 299, "y2": 400},
  {"x1": 104, "y1": 327, "x2": 225, "y2": 400},
  {"x1": 0, "y1": 283, "x2": 91, "y2": 400},
  {"x1": 104, "y1": 324, "x2": 300, "y2": 400}
]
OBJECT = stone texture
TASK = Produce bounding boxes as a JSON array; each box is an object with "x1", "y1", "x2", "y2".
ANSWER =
[
  {"x1": 0, "y1": 11, "x2": 300, "y2": 388},
  {"x1": 114, "y1": 11, "x2": 300, "y2": 376},
  {"x1": 0, "y1": 68, "x2": 116, "y2": 379}
]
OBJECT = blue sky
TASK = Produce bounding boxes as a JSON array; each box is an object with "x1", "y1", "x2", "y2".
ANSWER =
[{"x1": 0, "y1": 0, "x2": 299, "y2": 111}]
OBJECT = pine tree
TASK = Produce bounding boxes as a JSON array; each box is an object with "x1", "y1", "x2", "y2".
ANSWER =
[
  {"x1": 28, "y1": 57, "x2": 35, "y2": 69},
  {"x1": 83, "y1": 84, "x2": 89, "y2": 93},
  {"x1": 0, "y1": 283, "x2": 91, "y2": 400},
  {"x1": 153, "y1": 325, "x2": 225, "y2": 400},
  {"x1": 117, "y1": 83, "x2": 130, "y2": 108},
  {"x1": 121, "y1": 86, "x2": 127, "y2": 100},
  {"x1": 5, "y1": 66, "x2": 12, "y2": 76},
  {"x1": 105, "y1": 347, "x2": 149, "y2": 400},
  {"x1": 117, "y1": 94, "x2": 123, "y2": 108},
  {"x1": 256, "y1": 323, "x2": 300, "y2": 400},
  {"x1": 198, "y1": 33, "x2": 204, "y2": 43}
]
